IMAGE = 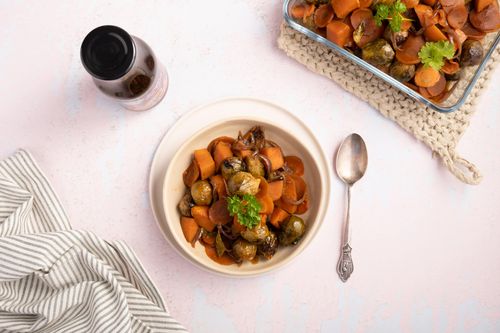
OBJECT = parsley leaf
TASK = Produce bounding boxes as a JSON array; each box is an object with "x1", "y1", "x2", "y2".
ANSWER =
[
  {"x1": 374, "y1": 0, "x2": 407, "y2": 32},
  {"x1": 418, "y1": 41, "x2": 455, "y2": 71},
  {"x1": 227, "y1": 194, "x2": 261, "y2": 229}
]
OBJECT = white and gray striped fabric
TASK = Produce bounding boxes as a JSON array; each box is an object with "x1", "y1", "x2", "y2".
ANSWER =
[{"x1": 0, "y1": 150, "x2": 186, "y2": 333}]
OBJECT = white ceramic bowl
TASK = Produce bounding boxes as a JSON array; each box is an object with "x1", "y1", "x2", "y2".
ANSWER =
[{"x1": 162, "y1": 115, "x2": 329, "y2": 277}]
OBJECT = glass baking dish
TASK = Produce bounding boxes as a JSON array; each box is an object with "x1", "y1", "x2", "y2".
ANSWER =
[{"x1": 283, "y1": 0, "x2": 500, "y2": 113}]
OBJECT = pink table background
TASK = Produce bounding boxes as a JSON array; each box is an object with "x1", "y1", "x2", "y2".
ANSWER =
[{"x1": 2, "y1": 1, "x2": 500, "y2": 332}]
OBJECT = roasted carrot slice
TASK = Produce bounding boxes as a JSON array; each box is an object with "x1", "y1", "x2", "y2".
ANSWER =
[
  {"x1": 424, "y1": 74, "x2": 447, "y2": 97},
  {"x1": 204, "y1": 245, "x2": 234, "y2": 265},
  {"x1": 194, "y1": 149, "x2": 216, "y2": 180},
  {"x1": 207, "y1": 136, "x2": 234, "y2": 154},
  {"x1": 270, "y1": 207, "x2": 290, "y2": 229},
  {"x1": 267, "y1": 180, "x2": 284, "y2": 201},
  {"x1": 180, "y1": 217, "x2": 199, "y2": 243},
  {"x1": 260, "y1": 147, "x2": 284, "y2": 171},
  {"x1": 209, "y1": 199, "x2": 232, "y2": 225},
  {"x1": 395, "y1": 35, "x2": 425, "y2": 65},
  {"x1": 282, "y1": 176, "x2": 297, "y2": 203},
  {"x1": 191, "y1": 206, "x2": 216, "y2": 232},
  {"x1": 350, "y1": 8, "x2": 372, "y2": 29},
  {"x1": 275, "y1": 198, "x2": 297, "y2": 214},
  {"x1": 331, "y1": 0, "x2": 360, "y2": 18},
  {"x1": 359, "y1": 0, "x2": 373, "y2": 8},
  {"x1": 414, "y1": 4, "x2": 437, "y2": 28},
  {"x1": 290, "y1": 175, "x2": 307, "y2": 199},
  {"x1": 284, "y1": 156, "x2": 305, "y2": 176},
  {"x1": 295, "y1": 198, "x2": 309, "y2": 214},
  {"x1": 290, "y1": 3, "x2": 315, "y2": 19},
  {"x1": 421, "y1": 0, "x2": 437, "y2": 5},
  {"x1": 209, "y1": 174, "x2": 227, "y2": 199},
  {"x1": 326, "y1": 21, "x2": 353, "y2": 47},
  {"x1": 461, "y1": 21, "x2": 486, "y2": 40},
  {"x1": 441, "y1": 60, "x2": 460, "y2": 75},
  {"x1": 314, "y1": 4, "x2": 334, "y2": 28},
  {"x1": 470, "y1": 3, "x2": 500, "y2": 33},
  {"x1": 183, "y1": 159, "x2": 199, "y2": 187},
  {"x1": 476, "y1": 0, "x2": 494, "y2": 12},
  {"x1": 447, "y1": 5, "x2": 468, "y2": 29},
  {"x1": 414, "y1": 65, "x2": 441, "y2": 88},
  {"x1": 424, "y1": 25, "x2": 448, "y2": 42}
]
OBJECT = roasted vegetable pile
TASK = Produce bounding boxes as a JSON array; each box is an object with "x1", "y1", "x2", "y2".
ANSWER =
[
  {"x1": 291, "y1": 0, "x2": 500, "y2": 102},
  {"x1": 178, "y1": 126, "x2": 309, "y2": 265}
]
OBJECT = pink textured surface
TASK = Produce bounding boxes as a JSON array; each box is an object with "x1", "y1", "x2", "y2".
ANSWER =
[{"x1": 1, "y1": 1, "x2": 500, "y2": 332}]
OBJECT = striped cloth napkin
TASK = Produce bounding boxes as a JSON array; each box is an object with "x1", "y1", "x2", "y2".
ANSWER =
[{"x1": 0, "y1": 150, "x2": 186, "y2": 333}]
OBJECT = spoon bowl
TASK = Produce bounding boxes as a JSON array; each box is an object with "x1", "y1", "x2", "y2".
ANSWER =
[{"x1": 336, "y1": 133, "x2": 368, "y2": 186}]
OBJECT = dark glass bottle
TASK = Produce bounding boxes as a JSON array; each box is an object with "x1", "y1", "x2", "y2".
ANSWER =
[{"x1": 81, "y1": 25, "x2": 168, "y2": 111}]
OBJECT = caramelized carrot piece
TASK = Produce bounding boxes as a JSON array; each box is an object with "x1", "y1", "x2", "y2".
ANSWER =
[
  {"x1": 209, "y1": 174, "x2": 227, "y2": 199},
  {"x1": 267, "y1": 180, "x2": 284, "y2": 201},
  {"x1": 350, "y1": 8, "x2": 372, "y2": 29},
  {"x1": 191, "y1": 206, "x2": 216, "y2": 232},
  {"x1": 284, "y1": 156, "x2": 304, "y2": 176},
  {"x1": 421, "y1": 0, "x2": 437, "y2": 5},
  {"x1": 402, "y1": 0, "x2": 419, "y2": 8},
  {"x1": 290, "y1": 3, "x2": 313, "y2": 19},
  {"x1": 470, "y1": 3, "x2": 500, "y2": 33},
  {"x1": 232, "y1": 215, "x2": 246, "y2": 234},
  {"x1": 476, "y1": 0, "x2": 494, "y2": 12},
  {"x1": 213, "y1": 141, "x2": 233, "y2": 171},
  {"x1": 201, "y1": 232, "x2": 215, "y2": 246},
  {"x1": 257, "y1": 177, "x2": 269, "y2": 196},
  {"x1": 275, "y1": 198, "x2": 297, "y2": 214},
  {"x1": 260, "y1": 147, "x2": 284, "y2": 171},
  {"x1": 359, "y1": 0, "x2": 373, "y2": 8},
  {"x1": 447, "y1": 5, "x2": 468, "y2": 29},
  {"x1": 209, "y1": 199, "x2": 232, "y2": 225},
  {"x1": 204, "y1": 245, "x2": 234, "y2": 265},
  {"x1": 314, "y1": 4, "x2": 334, "y2": 28},
  {"x1": 414, "y1": 65, "x2": 441, "y2": 88},
  {"x1": 424, "y1": 25, "x2": 448, "y2": 42},
  {"x1": 395, "y1": 35, "x2": 425, "y2": 65},
  {"x1": 441, "y1": 60, "x2": 460, "y2": 74},
  {"x1": 326, "y1": 21, "x2": 353, "y2": 47},
  {"x1": 270, "y1": 207, "x2": 290, "y2": 229},
  {"x1": 282, "y1": 176, "x2": 297, "y2": 203},
  {"x1": 295, "y1": 198, "x2": 309, "y2": 214},
  {"x1": 414, "y1": 4, "x2": 437, "y2": 28},
  {"x1": 331, "y1": 0, "x2": 360, "y2": 18},
  {"x1": 290, "y1": 175, "x2": 306, "y2": 199},
  {"x1": 207, "y1": 136, "x2": 234, "y2": 154},
  {"x1": 180, "y1": 217, "x2": 199, "y2": 243},
  {"x1": 424, "y1": 74, "x2": 447, "y2": 97},
  {"x1": 256, "y1": 192, "x2": 274, "y2": 215},
  {"x1": 461, "y1": 21, "x2": 486, "y2": 40},
  {"x1": 194, "y1": 149, "x2": 216, "y2": 180},
  {"x1": 183, "y1": 159, "x2": 199, "y2": 187}
]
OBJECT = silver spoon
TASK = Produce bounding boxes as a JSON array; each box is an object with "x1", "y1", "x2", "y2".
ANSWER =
[{"x1": 335, "y1": 133, "x2": 368, "y2": 282}]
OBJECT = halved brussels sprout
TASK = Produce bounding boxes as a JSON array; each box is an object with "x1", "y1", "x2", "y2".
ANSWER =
[
  {"x1": 221, "y1": 157, "x2": 244, "y2": 180},
  {"x1": 362, "y1": 39, "x2": 395, "y2": 66},
  {"x1": 227, "y1": 172, "x2": 261, "y2": 196},
  {"x1": 389, "y1": 61, "x2": 416, "y2": 83},
  {"x1": 245, "y1": 155, "x2": 265, "y2": 178},
  {"x1": 178, "y1": 193, "x2": 194, "y2": 217}
]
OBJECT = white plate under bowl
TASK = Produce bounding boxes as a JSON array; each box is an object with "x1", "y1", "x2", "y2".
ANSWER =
[{"x1": 149, "y1": 98, "x2": 331, "y2": 277}]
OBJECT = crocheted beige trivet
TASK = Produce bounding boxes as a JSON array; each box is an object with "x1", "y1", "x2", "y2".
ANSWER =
[{"x1": 278, "y1": 23, "x2": 500, "y2": 185}]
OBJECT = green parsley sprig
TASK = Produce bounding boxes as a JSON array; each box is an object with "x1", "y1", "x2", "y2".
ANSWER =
[
  {"x1": 227, "y1": 194, "x2": 261, "y2": 229},
  {"x1": 418, "y1": 41, "x2": 455, "y2": 71},
  {"x1": 374, "y1": 0, "x2": 408, "y2": 32}
]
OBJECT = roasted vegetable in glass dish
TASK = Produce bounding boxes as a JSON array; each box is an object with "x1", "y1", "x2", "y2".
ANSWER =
[
  {"x1": 291, "y1": 0, "x2": 500, "y2": 102},
  {"x1": 178, "y1": 126, "x2": 310, "y2": 265}
]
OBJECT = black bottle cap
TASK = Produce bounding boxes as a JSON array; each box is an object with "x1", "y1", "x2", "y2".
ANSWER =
[{"x1": 80, "y1": 25, "x2": 135, "y2": 80}]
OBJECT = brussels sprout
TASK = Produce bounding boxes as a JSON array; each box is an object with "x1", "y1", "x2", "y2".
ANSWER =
[
  {"x1": 245, "y1": 155, "x2": 265, "y2": 178},
  {"x1": 258, "y1": 231, "x2": 279, "y2": 260},
  {"x1": 362, "y1": 39, "x2": 395, "y2": 66},
  {"x1": 241, "y1": 223, "x2": 270, "y2": 243},
  {"x1": 221, "y1": 157, "x2": 244, "y2": 180},
  {"x1": 178, "y1": 193, "x2": 194, "y2": 217},
  {"x1": 445, "y1": 70, "x2": 462, "y2": 81},
  {"x1": 302, "y1": 13, "x2": 317, "y2": 31},
  {"x1": 190, "y1": 180, "x2": 213, "y2": 206},
  {"x1": 227, "y1": 172, "x2": 261, "y2": 196},
  {"x1": 460, "y1": 40, "x2": 483, "y2": 67},
  {"x1": 279, "y1": 215, "x2": 306, "y2": 246},
  {"x1": 232, "y1": 239, "x2": 257, "y2": 262},
  {"x1": 389, "y1": 61, "x2": 416, "y2": 83}
]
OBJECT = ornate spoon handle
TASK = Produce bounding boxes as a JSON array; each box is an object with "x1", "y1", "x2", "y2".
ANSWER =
[{"x1": 337, "y1": 185, "x2": 353, "y2": 282}]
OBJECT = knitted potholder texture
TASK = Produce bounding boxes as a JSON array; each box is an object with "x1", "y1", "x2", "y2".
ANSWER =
[{"x1": 278, "y1": 23, "x2": 500, "y2": 185}]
